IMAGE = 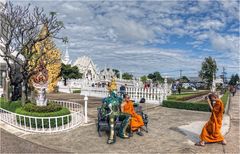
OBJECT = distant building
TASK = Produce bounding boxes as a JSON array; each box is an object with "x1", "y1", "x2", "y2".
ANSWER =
[
  {"x1": 188, "y1": 77, "x2": 203, "y2": 83},
  {"x1": 73, "y1": 56, "x2": 98, "y2": 80},
  {"x1": 61, "y1": 45, "x2": 118, "y2": 81}
]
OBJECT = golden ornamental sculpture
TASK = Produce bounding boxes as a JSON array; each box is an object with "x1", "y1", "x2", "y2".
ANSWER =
[{"x1": 32, "y1": 59, "x2": 48, "y2": 106}]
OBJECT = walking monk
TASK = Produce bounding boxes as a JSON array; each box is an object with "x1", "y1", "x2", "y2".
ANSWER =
[
  {"x1": 121, "y1": 94, "x2": 144, "y2": 136},
  {"x1": 195, "y1": 93, "x2": 227, "y2": 146}
]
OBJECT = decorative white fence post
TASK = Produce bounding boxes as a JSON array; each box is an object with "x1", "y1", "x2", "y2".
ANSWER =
[
  {"x1": 84, "y1": 94, "x2": 88, "y2": 123},
  {"x1": 164, "y1": 77, "x2": 168, "y2": 100}
]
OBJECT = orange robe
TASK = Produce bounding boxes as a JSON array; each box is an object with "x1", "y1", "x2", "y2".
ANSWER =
[
  {"x1": 123, "y1": 101, "x2": 144, "y2": 131},
  {"x1": 200, "y1": 99, "x2": 225, "y2": 142}
]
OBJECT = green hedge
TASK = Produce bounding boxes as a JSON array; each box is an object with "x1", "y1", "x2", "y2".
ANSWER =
[
  {"x1": 163, "y1": 92, "x2": 229, "y2": 112},
  {"x1": 15, "y1": 107, "x2": 71, "y2": 128},
  {"x1": 72, "y1": 89, "x2": 81, "y2": 93},
  {"x1": 168, "y1": 91, "x2": 209, "y2": 101},
  {"x1": 1, "y1": 99, "x2": 72, "y2": 128},
  {"x1": 0, "y1": 98, "x2": 22, "y2": 112},
  {"x1": 23, "y1": 102, "x2": 62, "y2": 113}
]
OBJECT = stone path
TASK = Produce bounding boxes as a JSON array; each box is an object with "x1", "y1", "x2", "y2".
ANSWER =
[
  {"x1": 223, "y1": 90, "x2": 240, "y2": 153},
  {"x1": 0, "y1": 128, "x2": 64, "y2": 153}
]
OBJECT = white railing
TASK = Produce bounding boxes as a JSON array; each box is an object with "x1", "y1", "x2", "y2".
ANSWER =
[
  {"x1": 126, "y1": 87, "x2": 165, "y2": 104},
  {"x1": 0, "y1": 100, "x2": 84, "y2": 133},
  {"x1": 57, "y1": 78, "x2": 138, "y2": 93},
  {"x1": 81, "y1": 85, "x2": 172, "y2": 104}
]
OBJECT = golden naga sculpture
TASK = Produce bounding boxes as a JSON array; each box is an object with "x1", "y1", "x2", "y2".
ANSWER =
[{"x1": 108, "y1": 78, "x2": 117, "y2": 92}]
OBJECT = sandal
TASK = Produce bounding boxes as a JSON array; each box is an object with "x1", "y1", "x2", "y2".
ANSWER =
[
  {"x1": 195, "y1": 142, "x2": 205, "y2": 146},
  {"x1": 221, "y1": 140, "x2": 227, "y2": 145}
]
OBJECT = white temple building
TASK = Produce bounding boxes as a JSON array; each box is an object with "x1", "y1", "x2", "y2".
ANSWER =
[
  {"x1": 61, "y1": 45, "x2": 119, "y2": 81},
  {"x1": 99, "y1": 67, "x2": 116, "y2": 80},
  {"x1": 73, "y1": 56, "x2": 99, "y2": 80}
]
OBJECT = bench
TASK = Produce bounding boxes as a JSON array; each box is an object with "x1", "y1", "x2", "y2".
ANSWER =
[{"x1": 97, "y1": 104, "x2": 148, "y2": 137}]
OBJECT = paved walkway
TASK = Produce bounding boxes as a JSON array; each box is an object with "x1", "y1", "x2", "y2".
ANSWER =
[
  {"x1": 0, "y1": 128, "x2": 63, "y2": 153},
  {"x1": 224, "y1": 90, "x2": 240, "y2": 153},
  {"x1": 1, "y1": 92, "x2": 239, "y2": 153}
]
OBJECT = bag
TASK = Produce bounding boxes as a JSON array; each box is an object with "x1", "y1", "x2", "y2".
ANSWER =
[{"x1": 140, "y1": 98, "x2": 146, "y2": 103}]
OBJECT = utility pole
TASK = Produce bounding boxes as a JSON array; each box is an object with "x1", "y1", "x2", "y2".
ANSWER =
[
  {"x1": 222, "y1": 67, "x2": 226, "y2": 83},
  {"x1": 222, "y1": 67, "x2": 226, "y2": 90}
]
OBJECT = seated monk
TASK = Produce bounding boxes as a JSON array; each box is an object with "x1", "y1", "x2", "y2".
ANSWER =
[
  {"x1": 121, "y1": 94, "x2": 144, "y2": 136},
  {"x1": 195, "y1": 93, "x2": 227, "y2": 146}
]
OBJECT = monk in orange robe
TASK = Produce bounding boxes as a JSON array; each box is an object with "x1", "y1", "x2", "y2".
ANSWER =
[
  {"x1": 121, "y1": 94, "x2": 144, "y2": 136},
  {"x1": 195, "y1": 93, "x2": 227, "y2": 146}
]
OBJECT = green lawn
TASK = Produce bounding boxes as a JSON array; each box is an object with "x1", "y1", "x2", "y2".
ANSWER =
[
  {"x1": 167, "y1": 91, "x2": 209, "y2": 101},
  {"x1": 163, "y1": 92, "x2": 229, "y2": 112}
]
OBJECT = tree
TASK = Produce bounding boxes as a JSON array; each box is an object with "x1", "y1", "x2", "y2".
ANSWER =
[
  {"x1": 30, "y1": 25, "x2": 62, "y2": 93},
  {"x1": 140, "y1": 75, "x2": 147, "y2": 83},
  {"x1": 0, "y1": 2, "x2": 66, "y2": 103},
  {"x1": 229, "y1": 74, "x2": 239, "y2": 85},
  {"x1": 147, "y1": 71, "x2": 164, "y2": 83},
  {"x1": 180, "y1": 76, "x2": 190, "y2": 83},
  {"x1": 122, "y1": 72, "x2": 133, "y2": 80},
  {"x1": 199, "y1": 56, "x2": 218, "y2": 88},
  {"x1": 60, "y1": 64, "x2": 82, "y2": 86},
  {"x1": 112, "y1": 69, "x2": 120, "y2": 78}
]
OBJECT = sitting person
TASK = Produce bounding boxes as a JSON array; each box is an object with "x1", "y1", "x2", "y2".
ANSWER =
[{"x1": 121, "y1": 94, "x2": 144, "y2": 136}]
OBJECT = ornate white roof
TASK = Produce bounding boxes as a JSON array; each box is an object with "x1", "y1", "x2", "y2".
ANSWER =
[{"x1": 73, "y1": 56, "x2": 97, "y2": 73}]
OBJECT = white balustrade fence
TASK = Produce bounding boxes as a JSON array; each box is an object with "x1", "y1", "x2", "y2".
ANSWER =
[
  {"x1": 57, "y1": 78, "x2": 138, "y2": 93},
  {"x1": 80, "y1": 84, "x2": 172, "y2": 104},
  {"x1": 0, "y1": 100, "x2": 84, "y2": 133},
  {"x1": 126, "y1": 87, "x2": 165, "y2": 104}
]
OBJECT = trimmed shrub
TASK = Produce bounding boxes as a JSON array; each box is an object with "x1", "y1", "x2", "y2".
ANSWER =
[
  {"x1": 1, "y1": 99, "x2": 72, "y2": 128},
  {"x1": 23, "y1": 102, "x2": 62, "y2": 113},
  {"x1": 0, "y1": 99, "x2": 22, "y2": 112},
  {"x1": 162, "y1": 100, "x2": 209, "y2": 112},
  {"x1": 72, "y1": 89, "x2": 81, "y2": 93},
  {"x1": 15, "y1": 107, "x2": 71, "y2": 128},
  {"x1": 168, "y1": 91, "x2": 209, "y2": 101},
  {"x1": 163, "y1": 92, "x2": 229, "y2": 112}
]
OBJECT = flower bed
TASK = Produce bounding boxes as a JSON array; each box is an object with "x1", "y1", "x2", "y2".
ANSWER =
[
  {"x1": 1, "y1": 99, "x2": 71, "y2": 128},
  {"x1": 15, "y1": 107, "x2": 71, "y2": 128}
]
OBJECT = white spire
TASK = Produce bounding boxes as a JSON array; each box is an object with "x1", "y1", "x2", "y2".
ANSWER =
[
  {"x1": 62, "y1": 43, "x2": 71, "y2": 65},
  {"x1": 65, "y1": 45, "x2": 69, "y2": 59}
]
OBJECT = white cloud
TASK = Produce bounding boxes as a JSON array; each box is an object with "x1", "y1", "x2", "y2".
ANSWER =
[
  {"x1": 10, "y1": 0, "x2": 240, "y2": 77},
  {"x1": 209, "y1": 33, "x2": 239, "y2": 54}
]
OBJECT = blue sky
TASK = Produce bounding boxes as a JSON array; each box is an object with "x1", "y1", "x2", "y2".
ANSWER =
[{"x1": 11, "y1": 0, "x2": 240, "y2": 78}]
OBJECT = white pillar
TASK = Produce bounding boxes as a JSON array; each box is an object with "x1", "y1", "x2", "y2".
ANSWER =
[
  {"x1": 164, "y1": 77, "x2": 168, "y2": 100},
  {"x1": 84, "y1": 94, "x2": 88, "y2": 123},
  {"x1": 120, "y1": 71, "x2": 122, "y2": 81},
  {"x1": 135, "y1": 87, "x2": 137, "y2": 100}
]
